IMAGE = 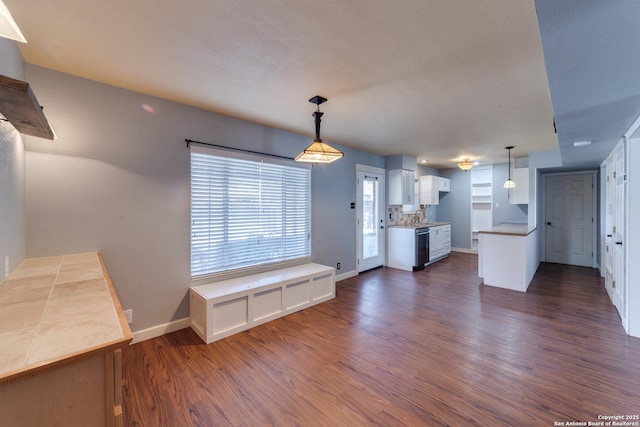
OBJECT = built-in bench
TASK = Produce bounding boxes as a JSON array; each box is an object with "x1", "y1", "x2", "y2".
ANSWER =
[{"x1": 189, "y1": 263, "x2": 335, "y2": 344}]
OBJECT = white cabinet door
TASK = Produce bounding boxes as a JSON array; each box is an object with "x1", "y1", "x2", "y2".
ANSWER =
[
  {"x1": 509, "y1": 168, "x2": 529, "y2": 204},
  {"x1": 389, "y1": 169, "x2": 415, "y2": 205},
  {"x1": 419, "y1": 176, "x2": 438, "y2": 205},
  {"x1": 420, "y1": 175, "x2": 449, "y2": 205}
]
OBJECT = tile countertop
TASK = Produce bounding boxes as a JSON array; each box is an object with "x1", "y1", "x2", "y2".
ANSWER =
[
  {"x1": 0, "y1": 252, "x2": 132, "y2": 384},
  {"x1": 389, "y1": 222, "x2": 451, "y2": 229},
  {"x1": 478, "y1": 223, "x2": 537, "y2": 236}
]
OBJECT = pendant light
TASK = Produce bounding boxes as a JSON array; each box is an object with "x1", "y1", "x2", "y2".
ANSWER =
[
  {"x1": 0, "y1": 0, "x2": 26, "y2": 43},
  {"x1": 457, "y1": 159, "x2": 475, "y2": 172},
  {"x1": 503, "y1": 146, "x2": 516, "y2": 188},
  {"x1": 295, "y1": 96, "x2": 344, "y2": 163}
]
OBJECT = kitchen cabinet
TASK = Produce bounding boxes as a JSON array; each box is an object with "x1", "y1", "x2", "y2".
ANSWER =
[
  {"x1": 419, "y1": 175, "x2": 450, "y2": 205},
  {"x1": 429, "y1": 224, "x2": 451, "y2": 260},
  {"x1": 388, "y1": 227, "x2": 417, "y2": 271},
  {"x1": 508, "y1": 168, "x2": 529, "y2": 204},
  {"x1": 388, "y1": 169, "x2": 416, "y2": 205},
  {"x1": 0, "y1": 253, "x2": 132, "y2": 427}
]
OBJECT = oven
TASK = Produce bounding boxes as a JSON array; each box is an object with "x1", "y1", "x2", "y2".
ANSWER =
[{"x1": 415, "y1": 227, "x2": 430, "y2": 269}]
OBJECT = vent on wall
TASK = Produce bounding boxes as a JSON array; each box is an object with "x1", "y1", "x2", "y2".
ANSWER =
[{"x1": 0, "y1": 74, "x2": 55, "y2": 140}]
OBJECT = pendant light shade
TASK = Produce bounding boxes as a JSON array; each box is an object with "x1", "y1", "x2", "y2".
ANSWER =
[
  {"x1": 503, "y1": 146, "x2": 516, "y2": 188},
  {"x1": 0, "y1": 0, "x2": 27, "y2": 43},
  {"x1": 457, "y1": 159, "x2": 475, "y2": 172},
  {"x1": 295, "y1": 96, "x2": 344, "y2": 164}
]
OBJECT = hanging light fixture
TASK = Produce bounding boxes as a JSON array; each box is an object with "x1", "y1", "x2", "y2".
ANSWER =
[
  {"x1": 295, "y1": 95, "x2": 344, "y2": 163},
  {"x1": 0, "y1": 0, "x2": 27, "y2": 43},
  {"x1": 503, "y1": 146, "x2": 516, "y2": 188},
  {"x1": 457, "y1": 159, "x2": 475, "y2": 172}
]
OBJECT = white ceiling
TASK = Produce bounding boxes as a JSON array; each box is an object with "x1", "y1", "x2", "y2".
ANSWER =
[{"x1": 7, "y1": 0, "x2": 559, "y2": 168}]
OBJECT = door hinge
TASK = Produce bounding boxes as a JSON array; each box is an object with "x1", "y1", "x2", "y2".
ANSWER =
[
  {"x1": 613, "y1": 280, "x2": 616, "y2": 289},
  {"x1": 613, "y1": 226, "x2": 616, "y2": 233},
  {"x1": 613, "y1": 171, "x2": 617, "y2": 178}
]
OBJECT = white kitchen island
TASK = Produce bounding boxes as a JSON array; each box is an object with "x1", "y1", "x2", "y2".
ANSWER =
[{"x1": 478, "y1": 223, "x2": 539, "y2": 292}]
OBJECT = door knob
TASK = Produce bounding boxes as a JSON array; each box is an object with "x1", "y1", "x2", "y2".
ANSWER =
[
  {"x1": 546, "y1": 222, "x2": 552, "y2": 226},
  {"x1": 615, "y1": 241, "x2": 623, "y2": 246},
  {"x1": 607, "y1": 234, "x2": 612, "y2": 237}
]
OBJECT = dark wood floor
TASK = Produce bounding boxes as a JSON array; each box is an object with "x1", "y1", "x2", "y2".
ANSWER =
[{"x1": 122, "y1": 253, "x2": 640, "y2": 426}]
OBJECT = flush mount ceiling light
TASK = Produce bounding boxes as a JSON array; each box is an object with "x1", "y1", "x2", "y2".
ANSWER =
[
  {"x1": 457, "y1": 159, "x2": 475, "y2": 172},
  {"x1": 573, "y1": 140, "x2": 592, "y2": 147},
  {"x1": 295, "y1": 96, "x2": 344, "y2": 164},
  {"x1": 0, "y1": 0, "x2": 27, "y2": 43},
  {"x1": 503, "y1": 146, "x2": 516, "y2": 189}
]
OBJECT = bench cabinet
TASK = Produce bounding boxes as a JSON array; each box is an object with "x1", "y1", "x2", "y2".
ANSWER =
[{"x1": 190, "y1": 263, "x2": 335, "y2": 344}]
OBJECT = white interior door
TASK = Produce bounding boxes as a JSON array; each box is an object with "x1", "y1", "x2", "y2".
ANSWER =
[
  {"x1": 356, "y1": 168, "x2": 385, "y2": 272},
  {"x1": 612, "y1": 142, "x2": 626, "y2": 319},
  {"x1": 544, "y1": 173, "x2": 595, "y2": 267},
  {"x1": 604, "y1": 155, "x2": 614, "y2": 299}
]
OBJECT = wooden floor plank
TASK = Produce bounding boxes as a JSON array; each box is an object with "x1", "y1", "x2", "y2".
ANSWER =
[{"x1": 123, "y1": 253, "x2": 640, "y2": 426}]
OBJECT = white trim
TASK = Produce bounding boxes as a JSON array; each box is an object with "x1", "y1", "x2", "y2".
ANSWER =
[
  {"x1": 131, "y1": 317, "x2": 190, "y2": 344},
  {"x1": 336, "y1": 269, "x2": 358, "y2": 282}
]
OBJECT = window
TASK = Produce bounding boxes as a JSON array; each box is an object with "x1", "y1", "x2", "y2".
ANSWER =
[{"x1": 190, "y1": 146, "x2": 311, "y2": 278}]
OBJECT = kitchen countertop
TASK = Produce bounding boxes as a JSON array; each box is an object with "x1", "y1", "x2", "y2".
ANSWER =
[
  {"x1": 389, "y1": 222, "x2": 451, "y2": 229},
  {"x1": 478, "y1": 223, "x2": 537, "y2": 236},
  {"x1": 0, "y1": 252, "x2": 132, "y2": 384}
]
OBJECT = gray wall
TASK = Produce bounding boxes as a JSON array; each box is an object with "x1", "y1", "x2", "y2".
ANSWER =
[
  {"x1": 24, "y1": 65, "x2": 384, "y2": 332},
  {"x1": 438, "y1": 168, "x2": 471, "y2": 249},
  {"x1": 0, "y1": 38, "x2": 26, "y2": 277}
]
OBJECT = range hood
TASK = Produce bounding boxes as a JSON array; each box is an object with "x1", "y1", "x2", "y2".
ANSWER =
[{"x1": 0, "y1": 73, "x2": 55, "y2": 140}]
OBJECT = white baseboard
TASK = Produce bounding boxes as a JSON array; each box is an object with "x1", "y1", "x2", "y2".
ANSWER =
[
  {"x1": 335, "y1": 269, "x2": 358, "y2": 282},
  {"x1": 452, "y1": 247, "x2": 477, "y2": 254},
  {"x1": 131, "y1": 317, "x2": 191, "y2": 344}
]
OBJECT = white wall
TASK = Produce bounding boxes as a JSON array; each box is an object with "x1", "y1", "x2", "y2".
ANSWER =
[
  {"x1": 23, "y1": 65, "x2": 384, "y2": 332},
  {"x1": 0, "y1": 38, "x2": 26, "y2": 277}
]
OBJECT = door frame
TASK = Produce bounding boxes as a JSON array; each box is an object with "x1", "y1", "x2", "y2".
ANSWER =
[
  {"x1": 540, "y1": 170, "x2": 598, "y2": 268},
  {"x1": 355, "y1": 164, "x2": 386, "y2": 273}
]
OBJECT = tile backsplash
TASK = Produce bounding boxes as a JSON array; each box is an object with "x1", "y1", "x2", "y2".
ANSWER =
[{"x1": 388, "y1": 205, "x2": 435, "y2": 226}]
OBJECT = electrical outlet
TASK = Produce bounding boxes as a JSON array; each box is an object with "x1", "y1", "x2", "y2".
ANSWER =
[
  {"x1": 4, "y1": 256, "x2": 9, "y2": 279},
  {"x1": 336, "y1": 262, "x2": 341, "y2": 270},
  {"x1": 123, "y1": 309, "x2": 133, "y2": 324}
]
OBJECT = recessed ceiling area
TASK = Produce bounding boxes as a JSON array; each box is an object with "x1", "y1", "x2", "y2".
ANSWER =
[{"x1": 8, "y1": 0, "x2": 561, "y2": 168}]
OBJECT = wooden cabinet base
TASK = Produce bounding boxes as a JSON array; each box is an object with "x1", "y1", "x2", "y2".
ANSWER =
[{"x1": 0, "y1": 351, "x2": 122, "y2": 427}]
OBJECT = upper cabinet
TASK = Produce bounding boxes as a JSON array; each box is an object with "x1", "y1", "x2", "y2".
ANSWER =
[
  {"x1": 508, "y1": 168, "x2": 529, "y2": 205},
  {"x1": 419, "y1": 175, "x2": 450, "y2": 205},
  {"x1": 388, "y1": 169, "x2": 416, "y2": 205}
]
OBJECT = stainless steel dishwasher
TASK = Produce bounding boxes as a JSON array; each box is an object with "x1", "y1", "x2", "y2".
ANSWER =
[{"x1": 415, "y1": 227, "x2": 430, "y2": 269}]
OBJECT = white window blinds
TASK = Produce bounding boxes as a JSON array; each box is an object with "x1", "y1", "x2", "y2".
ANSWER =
[{"x1": 190, "y1": 146, "x2": 311, "y2": 278}]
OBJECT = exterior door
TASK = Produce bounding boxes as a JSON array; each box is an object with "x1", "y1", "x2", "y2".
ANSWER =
[
  {"x1": 356, "y1": 168, "x2": 385, "y2": 272},
  {"x1": 544, "y1": 173, "x2": 595, "y2": 267}
]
